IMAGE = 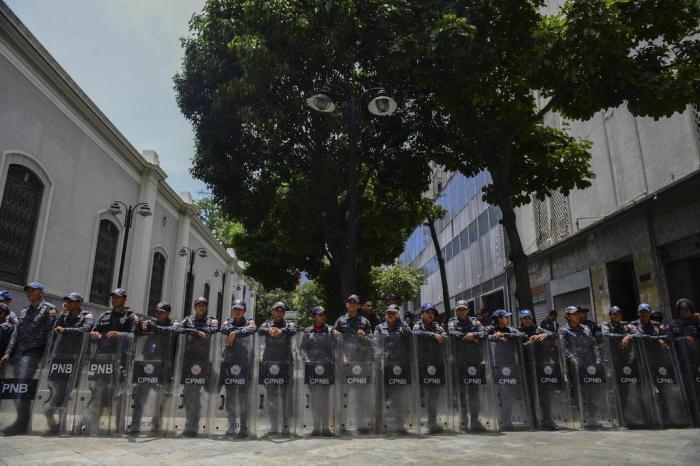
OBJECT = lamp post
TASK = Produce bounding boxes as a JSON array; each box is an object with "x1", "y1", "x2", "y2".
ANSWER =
[
  {"x1": 179, "y1": 246, "x2": 207, "y2": 314},
  {"x1": 306, "y1": 85, "x2": 397, "y2": 295},
  {"x1": 213, "y1": 269, "x2": 229, "y2": 322},
  {"x1": 110, "y1": 201, "x2": 153, "y2": 288}
]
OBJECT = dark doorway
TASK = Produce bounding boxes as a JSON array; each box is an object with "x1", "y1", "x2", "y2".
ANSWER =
[
  {"x1": 481, "y1": 289, "x2": 505, "y2": 314},
  {"x1": 607, "y1": 258, "x2": 639, "y2": 322},
  {"x1": 665, "y1": 257, "x2": 700, "y2": 316}
]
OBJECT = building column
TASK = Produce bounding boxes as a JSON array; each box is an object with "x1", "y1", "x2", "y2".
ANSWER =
[
  {"x1": 170, "y1": 211, "x2": 191, "y2": 321},
  {"x1": 125, "y1": 170, "x2": 158, "y2": 313}
]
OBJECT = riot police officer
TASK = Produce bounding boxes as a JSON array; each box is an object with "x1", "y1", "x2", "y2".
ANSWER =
[
  {"x1": 667, "y1": 299, "x2": 699, "y2": 342},
  {"x1": 413, "y1": 303, "x2": 447, "y2": 434},
  {"x1": 128, "y1": 301, "x2": 180, "y2": 434},
  {"x1": 577, "y1": 306, "x2": 601, "y2": 337},
  {"x1": 448, "y1": 300, "x2": 487, "y2": 432},
  {"x1": 667, "y1": 299, "x2": 700, "y2": 424},
  {"x1": 0, "y1": 290, "x2": 18, "y2": 324},
  {"x1": 0, "y1": 282, "x2": 57, "y2": 435},
  {"x1": 559, "y1": 306, "x2": 604, "y2": 428},
  {"x1": 334, "y1": 294, "x2": 373, "y2": 434},
  {"x1": 486, "y1": 309, "x2": 525, "y2": 430},
  {"x1": 519, "y1": 309, "x2": 558, "y2": 430},
  {"x1": 219, "y1": 299, "x2": 256, "y2": 437},
  {"x1": 179, "y1": 297, "x2": 218, "y2": 437},
  {"x1": 258, "y1": 301, "x2": 297, "y2": 436},
  {"x1": 299, "y1": 305, "x2": 337, "y2": 436},
  {"x1": 374, "y1": 304, "x2": 412, "y2": 434},
  {"x1": 44, "y1": 292, "x2": 93, "y2": 433}
]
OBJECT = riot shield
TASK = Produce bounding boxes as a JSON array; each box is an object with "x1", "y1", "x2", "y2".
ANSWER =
[
  {"x1": 168, "y1": 333, "x2": 215, "y2": 437},
  {"x1": 673, "y1": 337, "x2": 700, "y2": 426},
  {"x1": 487, "y1": 337, "x2": 531, "y2": 431},
  {"x1": 636, "y1": 336, "x2": 691, "y2": 428},
  {"x1": 124, "y1": 330, "x2": 178, "y2": 436},
  {"x1": 564, "y1": 336, "x2": 619, "y2": 429},
  {"x1": 377, "y1": 333, "x2": 417, "y2": 435},
  {"x1": 255, "y1": 331, "x2": 296, "y2": 437},
  {"x1": 449, "y1": 337, "x2": 498, "y2": 433},
  {"x1": 209, "y1": 331, "x2": 257, "y2": 438},
  {"x1": 524, "y1": 335, "x2": 575, "y2": 430},
  {"x1": 603, "y1": 335, "x2": 655, "y2": 428},
  {"x1": 295, "y1": 330, "x2": 337, "y2": 436},
  {"x1": 414, "y1": 333, "x2": 452, "y2": 434},
  {"x1": 0, "y1": 347, "x2": 49, "y2": 435},
  {"x1": 336, "y1": 333, "x2": 376, "y2": 435},
  {"x1": 71, "y1": 333, "x2": 134, "y2": 435},
  {"x1": 30, "y1": 332, "x2": 88, "y2": 435}
]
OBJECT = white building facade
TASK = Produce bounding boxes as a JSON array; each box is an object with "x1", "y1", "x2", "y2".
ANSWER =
[{"x1": 0, "y1": 3, "x2": 257, "y2": 321}]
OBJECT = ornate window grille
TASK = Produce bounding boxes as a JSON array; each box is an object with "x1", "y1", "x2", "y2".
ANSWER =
[
  {"x1": 0, "y1": 165, "x2": 44, "y2": 285},
  {"x1": 147, "y1": 252, "x2": 166, "y2": 316},
  {"x1": 89, "y1": 219, "x2": 119, "y2": 305},
  {"x1": 533, "y1": 190, "x2": 571, "y2": 249}
]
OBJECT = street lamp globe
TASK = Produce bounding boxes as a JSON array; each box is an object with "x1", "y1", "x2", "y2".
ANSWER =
[
  {"x1": 306, "y1": 91, "x2": 336, "y2": 113},
  {"x1": 178, "y1": 247, "x2": 188, "y2": 257},
  {"x1": 367, "y1": 90, "x2": 397, "y2": 116},
  {"x1": 110, "y1": 202, "x2": 122, "y2": 216},
  {"x1": 197, "y1": 249, "x2": 208, "y2": 258},
  {"x1": 137, "y1": 204, "x2": 153, "y2": 217}
]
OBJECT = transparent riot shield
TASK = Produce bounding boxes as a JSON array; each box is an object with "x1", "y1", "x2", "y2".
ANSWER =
[
  {"x1": 564, "y1": 336, "x2": 619, "y2": 430},
  {"x1": 0, "y1": 347, "x2": 49, "y2": 435},
  {"x1": 450, "y1": 337, "x2": 498, "y2": 433},
  {"x1": 673, "y1": 337, "x2": 700, "y2": 426},
  {"x1": 603, "y1": 335, "x2": 656, "y2": 428},
  {"x1": 30, "y1": 332, "x2": 88, "y2": 435},
  {"x1": 168, "y1": 333, "x2": 215, "y2": 437},
  {"x1": 377, "y1": 333, "x2": 417, "y2": 435},
  {"x1": 124, "y1": 330, "x2": 178, "y2": 436},
  {"x1": 71, "y1": 333, "x2": 134, "y2": 435},
  {"x1": 636, "y1": 336, "x2": 691, "y2": 428},
  {"x1": 524, "y1": 335, "x2": 575, "y2": 430},
  {"x1": 336, "y1": 333, "x2": 376, "y2": 435},
  {"x1": 295, "y1": 330, "x2": 337, "y2": 436},
  {"x1": 256, "y1": 331, "x2": 296, "y2": 437},
  {"x1": 413, "y1": 332, "x2": 452, "y2": 434},
  {"x1": 209, "y1": 331, "x2": 257, "y2": 438},
  {"x1": 487, "y1": 337, "x2": 531, "y2": 431}
]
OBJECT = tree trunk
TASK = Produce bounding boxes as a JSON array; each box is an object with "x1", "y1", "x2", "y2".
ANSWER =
[
  {"x1": 497, "y1": 197, "x2": 534, "y2": 311},
  {"x1": 427, "y1": 218, "x2": 452, "y2": 321}
]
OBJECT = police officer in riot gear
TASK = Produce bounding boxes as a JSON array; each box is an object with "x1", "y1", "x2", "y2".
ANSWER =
[
  {"x1": 0, "y1": 290, "x2": 18, "y2": 325},
  {"x1": 374, "y1": 304, "x2": 412, "y2": 434},
  {"x1": 667, "y1": 299, "x2": 699, "y2": 341},
  {"x1": 128, "y1": 301, "x2": 180, "y2": 434},
  {"x1": 44, "y1": 292, "x2": 93, "y2": 434},
  {"x1": 258, "y1": 301, "x2": 297, "y2": 436},
  {"x1": 413, "y1": 303, "x2": 446, "y2": 434},
  {"x1": 179, "y1": 297, "x2": 218, "y2": 436},
  {"x1": 0, "y1": 282, "x2": 57, "y2": 435},
  {"x1": 219, "y1": 300, "x2": 256, "y2": 437},
  {"x1": 448, "y1": 300, "x2": 487, "y2": 432},
  {"x1": 559, "y1": 305, "x2": 604, "y2": 428},
  {"x1": 519, "y1": 309, "x2": 559, "y2": 430},
  {"x1": 486, "y1": 309, "x2": 525, "y2": 431},
  {"x1": 577, "y1": 306, "x2": 601, "y2": 337},
  {"x1": 299, "y1": 305, "x2": 337, "y2": 436}
]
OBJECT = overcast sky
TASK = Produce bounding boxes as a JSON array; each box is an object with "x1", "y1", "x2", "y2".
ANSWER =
[{"x1": 6, "y1": 0, "x2": 208, "y2": 197}]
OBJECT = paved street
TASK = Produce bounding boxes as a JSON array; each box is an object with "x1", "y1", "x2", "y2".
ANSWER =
[{"x1": 0, "y1": 429, "x2": 698, "y2": 465}]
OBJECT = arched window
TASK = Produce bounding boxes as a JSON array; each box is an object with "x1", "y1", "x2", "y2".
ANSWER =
[
  {"x1": 216, "y1": 291, "x2": 224, "y2": 322},
  {"x1": 204, "y1": 282, "x2": 211, "y2": 302},
  {"x1": 147, "y1": 252, "x2": 166, "y2": 316},
  {"x1": 0, "y1": 165, "x2": 44, "y2": 285},
  {"x1": 89, "y1": 219, "x2": 120, "y2": 305}
]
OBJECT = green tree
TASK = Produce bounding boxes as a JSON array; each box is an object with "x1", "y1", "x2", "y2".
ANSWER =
[
  {"x1": 369, "y1": 262, "x2": 426, "y2": 309},
  {"x1": 290, "y1": 280, "x2": 326, "y2": 328},
  {"x1": 175, "y1": 1, "x2": 435, "y2": 306},
  {"x1": 381, "y1": 0, "x2": 700, "y2": 309},
  {"x1": 254, "y1": 287, "x2": 291, "y2": 325}
]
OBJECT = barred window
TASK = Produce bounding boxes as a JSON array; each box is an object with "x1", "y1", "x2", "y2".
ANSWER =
[
  {"x1": 89, "y1": 219, "x2": 119, "y2": 305},
  {"x1": 147, "y1": 252, "x2": 166, "y2": 316},
  {"x1": 0, "y1": 165, "x2": 44, "y2": 285},
  {"x1": 534, "y1": 190, "x2": 571, "y2": 249}
]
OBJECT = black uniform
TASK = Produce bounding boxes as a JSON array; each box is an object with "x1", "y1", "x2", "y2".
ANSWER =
[
  {"x1": 179, "y1": 314, "x2": 218, "y2": 434},
  {"x1": 219, "y1": 316, "x2": 256, "y2": 435}
]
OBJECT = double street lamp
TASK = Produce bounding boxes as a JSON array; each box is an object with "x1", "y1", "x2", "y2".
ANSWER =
[
  {"x1": 306, "y1": 85, "x2": 397, "y2": 294},
  {"x1": 179, "y1": 246, "x2": 207, "y2": 313},
  {"x1": 110, "y1": 201, "x2": 152, "y2": 288}
]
